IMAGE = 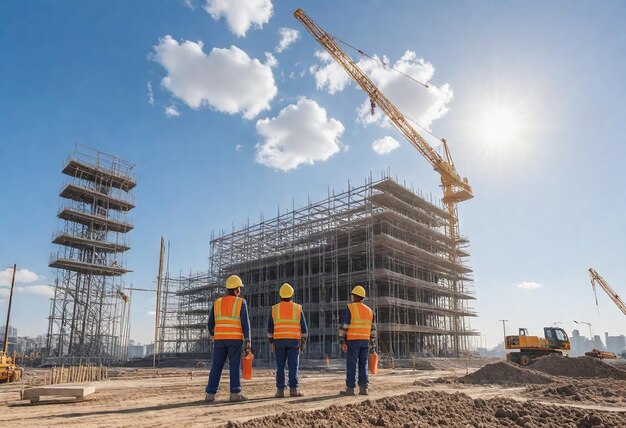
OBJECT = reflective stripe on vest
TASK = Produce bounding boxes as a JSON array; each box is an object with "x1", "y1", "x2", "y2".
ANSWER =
[
  {"x1": 213, "y1": 296, "x2": 244, "y2": 340},
  {"x1": 272, "y1": 302, "x2": 302, "y2": 340},
  {"x1": 346, "y1": 302, "x2": 373, "y2": 341}
]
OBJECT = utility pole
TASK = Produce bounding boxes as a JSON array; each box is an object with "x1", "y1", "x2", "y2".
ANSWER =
[
  {"x1": 2, "y1": 264, "x2": 17, "y2": 354},
  {"x1": 153, "y1": 237, "x2": 165, "y2": 369},
  {"x1": 498, "y1": 319, "x2": 508, "y2": 341}
]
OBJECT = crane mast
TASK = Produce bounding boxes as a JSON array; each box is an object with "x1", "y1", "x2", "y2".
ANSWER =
[
  {"x1": 295, "y1": 8, "x2": 473, "y2": 355},
  {"x1": 589, "y1": 268, "x2": 626, "y2": 317}
]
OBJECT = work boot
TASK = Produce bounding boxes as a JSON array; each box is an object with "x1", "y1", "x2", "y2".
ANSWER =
[
  {"x1": 204, "y1": 393, "x2": 215, "y2": 403},
  {"x1": 339, "y1": 387, "x2": 356, "y2": 396},
  {"x1": 275, "y1": 388, "x2": 285, "y2": 398},
  {"x1": 229, "y1": 392, "x2": 248, "y2": 402},
  {"x1": 289, "y1": 388, "x2": 304, "y2": 397},
  {"x1": 359, "y1": 386, "x2": 369, "y2": 396}
]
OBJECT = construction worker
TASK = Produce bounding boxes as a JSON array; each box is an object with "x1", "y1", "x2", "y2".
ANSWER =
[
  {"x1": 205, "y1": 274, "x2": 251, "y2": 403},
  {"x1": 338, "y1": 285, "x2": 376, "y2": 396},
  {"x1": 267, "y1": 283, "x2": 308, "y2": 398}
]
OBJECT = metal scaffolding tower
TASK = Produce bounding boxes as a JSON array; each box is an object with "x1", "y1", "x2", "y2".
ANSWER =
[{"x1": 45, "y1": 144, "x2": 135, "y2": 364}]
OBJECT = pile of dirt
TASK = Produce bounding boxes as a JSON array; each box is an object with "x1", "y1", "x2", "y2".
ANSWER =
[
  {"x1": 456, "y1": 361, "x2": 553, "y2": 385},
  {"x1": 530, "y1": 354, "x2": 626, "y2": 379},
  {"x1": 527, "y1": 379, "x2": 626, "y2": 405},
  {"x1": 226, "y1": 390, "x2": 626, "y2": 428}
]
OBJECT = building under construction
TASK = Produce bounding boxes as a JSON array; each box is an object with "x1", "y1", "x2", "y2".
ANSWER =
[
  {"x1": 163, "y1": 175, "x2": 477, "y2": 359},
  {"x1": 46, "y1": 145, "x2": 135, "y2": 363}
]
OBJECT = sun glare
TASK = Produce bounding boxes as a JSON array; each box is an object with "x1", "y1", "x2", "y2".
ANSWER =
[{"x1": 478, "y1": 107, "x2": 522, "y2": 147}]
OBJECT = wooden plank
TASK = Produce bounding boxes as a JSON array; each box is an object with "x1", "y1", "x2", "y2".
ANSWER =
[{"x1": 22, "y1": 385, "x2": 96, "y2": 403}]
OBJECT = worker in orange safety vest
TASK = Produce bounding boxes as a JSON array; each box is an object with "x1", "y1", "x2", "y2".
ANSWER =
[
  {"x1": 267, "y1": 283, "x2": 308, "y2": 398},
  {"x1": 205, "y1": 275, "x2": 251, "y2": 403},
  {"x1": 338, "y1": 285, "x2": 376, "y2": 396}
]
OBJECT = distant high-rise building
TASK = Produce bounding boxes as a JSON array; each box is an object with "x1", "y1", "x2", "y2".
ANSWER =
[
  {"x1": 593, "y1": 335, "x2": 605, "y2": 351},
  {"x1": 144, "y1": 343, "x2": 154, "y2": 356},
  {"x1": 0, "y1": 325, "x2": 18, "y2": 354},
  {"x1": 605, "y1": 332, "x2": 626, "y2": 354}
]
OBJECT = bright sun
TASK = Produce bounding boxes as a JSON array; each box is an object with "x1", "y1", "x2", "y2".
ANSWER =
[{"x1": 478, "y1": 107, "x2": 522, "y2": 146}]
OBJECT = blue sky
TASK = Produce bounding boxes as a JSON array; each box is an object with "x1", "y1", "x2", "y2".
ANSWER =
[{"x1": 1, "y1": 1, "x2": 625, "y2": 348}]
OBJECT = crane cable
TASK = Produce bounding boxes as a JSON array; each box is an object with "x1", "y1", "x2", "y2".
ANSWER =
[
  {"x1": 331, "y1": 34, "x2": 431, "y2": 89},
  {"x1": 326, "y1": 32, "x2": 449, "y2": 148}
]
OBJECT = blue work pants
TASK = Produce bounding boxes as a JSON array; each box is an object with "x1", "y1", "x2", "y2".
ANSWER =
[
  {"x1": 274, "y1": 339, "x2": 300, "y2": 389},
  {"x1": 206, "y1": 340, "x2": 242, "y2": 394},
  {"x1": 345, "y1": 340, "x2": 369, "y2": 389}
]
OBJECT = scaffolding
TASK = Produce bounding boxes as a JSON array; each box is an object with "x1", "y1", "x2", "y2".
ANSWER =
[
  {"x1": 45, "y1": 144, "x2": 135, "y2": 364},
  {"x1": 165, "y1": 174, "x2": 477, "y2": 359}
]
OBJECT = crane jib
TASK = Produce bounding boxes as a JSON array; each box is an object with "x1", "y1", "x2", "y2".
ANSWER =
[{"x1": 294, "y1": 8, "x2": 473, "y2": 204}]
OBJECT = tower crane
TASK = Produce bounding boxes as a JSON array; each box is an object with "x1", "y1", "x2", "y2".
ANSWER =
[
  {"x1": 294, "y1": 9, "x2": 473, "y2": 356},
  {"x1": 589, "y1": 268, "x2": 626, "y2": 317}
]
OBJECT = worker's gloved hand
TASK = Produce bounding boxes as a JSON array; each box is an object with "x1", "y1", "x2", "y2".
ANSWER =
[
  {"x1": 272, "y1": 343, "x2": 276, "y2": 353},
  {"x1": 209, "y1": 334, "x2": 214, "y2": 342},
  {"x1": 341, "y1": 343, "x2": 348, "y2": 353},
  {"x1": 299, "y1": 339, "x2": 307, "y2": 355},
  {"x1": 243, "y1": 340, "x2": 251, "y2": 356},
  {"x1": 369, "y1": 339, "x2": 377, "y2": 351}
]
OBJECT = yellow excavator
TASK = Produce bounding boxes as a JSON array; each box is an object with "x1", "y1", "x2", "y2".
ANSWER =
[
  {"x1": 505, "y1": 327, "x2": 571, "y2": 366},
  {"x1": 1, "y1": 264, "x2": 23, "y2": 383}
]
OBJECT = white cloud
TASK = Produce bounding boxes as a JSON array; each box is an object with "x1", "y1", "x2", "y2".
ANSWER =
[
  {"x1": 0, "y1": 267, "x2": 40, "y2": 286},
  {"x1": 516, "y1": 281, "x2": 543, "y2": 290},
  {"x1": 311, "y1": 50, "x2": 453, "y2": 130},
  {"x1": 165, "y1": 105, "x2": 180, "y2": 117},
  {"x1": 264, "y1": 52, "x2": 278, "y2": 68},
  {"x1": 235, "y1": 144, "x2": 243, "y2": 152},
  {"x1": 147, "y1": 310, "x2": 156, "y2": 316},
  {"x1": 0, "y1": 289, "x2": 7, "y2": 297},
  {"x1": 372, "y1": 136, "x2": 400, "y2": 155},
  {"x1": 309, "y1": 51, "x2": 351, "y2": 95},
  {"x1": 255, "y1": 98, "x2": 344, "y2": 171},
  {"x1": 147, "y1": 81, "x2": 154, "y2": 106},
  {"x1": 276, "y1": 28, "x2": 299, "y2": 53},
  {"x1": 16, "y1": 285, "x2": 54, "y2": 298},
  {"x1": 153, "y1": 35, "x2": 277, "y2": 120},
  {"x1": 204, "y1": 0, "x2": 273, "y2": 37},
  {"x1": 183, "y1": 0, "x2": 196, "y2": 9}
]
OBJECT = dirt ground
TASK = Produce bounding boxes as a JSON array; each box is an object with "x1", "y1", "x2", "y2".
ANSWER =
[{"x1": 1, "y1": 363, "x2": 625, "y2": 427}]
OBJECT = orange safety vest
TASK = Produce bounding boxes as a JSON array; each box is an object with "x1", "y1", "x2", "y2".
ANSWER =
[
  {"x1": 213, "y1": 295, "x2": 244, "y2": 340},
  {"x1": 346, "y1": 302, "x2": 373, "y2": 341},
  {"x1": 271, "y1": 302, "x2": 302, "y2": 340}
]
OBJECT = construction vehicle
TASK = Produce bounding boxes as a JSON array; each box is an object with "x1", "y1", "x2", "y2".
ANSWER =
[
  {"x1": 589, "y1": 268, "x2": 626, "y2": 317},
  {"x1": 1, "y1": 264, "x2": 23, "y2": 383},
  {"x1": 585, "y1": 349, "x2": 618, "y2": 359},
  {"x1": 294, "y1": 9, "x2": 472, "y2": 356},
  {"x1": 505, "y1": 327, "x2": 571, "y2": 366}
]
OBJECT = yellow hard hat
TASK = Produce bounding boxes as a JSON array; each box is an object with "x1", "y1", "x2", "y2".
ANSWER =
[
  {"x1": 226, "y1": 275, "x2": 244, "y2": 289},
  {"x1": 279, "y1": 283, "x2": 294, "y2": 299},
  {"x1": 351, "y1": 285, "x2": 366, "y2": 298}
]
